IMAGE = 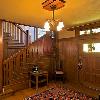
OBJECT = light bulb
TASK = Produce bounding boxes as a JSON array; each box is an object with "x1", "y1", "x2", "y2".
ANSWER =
[
  {"x1": 44, "y1": 21, "x2": 50, "y2": 31},
  {"x1": 57, "y1": 25, "x2": 62, "y2": 31},
  {"x1": 58, "y1": 22, "x2": 64, "y2": 28},
  {"x1": 57, "y1": 22, "x2": 64, "y2": 31}
]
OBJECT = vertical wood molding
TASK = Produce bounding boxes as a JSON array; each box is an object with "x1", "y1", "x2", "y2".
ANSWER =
[
  {"x1": 0, "y1": 20, "x2": 3, "y2": 92},
  {"x1": 59, "y1": 38, "x2": 78, "y2": 82}
]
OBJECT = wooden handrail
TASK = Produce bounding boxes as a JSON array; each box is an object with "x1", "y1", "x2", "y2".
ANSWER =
[
  {"x1": 3, "y1": 20, "x2": 28, "y2": 43},
  {"x1": 13, "y1": 23, "x2": 27, "y2": 35}
]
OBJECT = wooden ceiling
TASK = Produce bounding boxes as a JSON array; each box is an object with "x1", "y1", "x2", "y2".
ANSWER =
[{"x1": 0, "y1": 0, "x2": 100, "y2": 29}]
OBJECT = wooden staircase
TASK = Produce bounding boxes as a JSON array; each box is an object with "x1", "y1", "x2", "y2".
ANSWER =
[
  {"x1": 0, "y1": 22, "x2": 54, "y2": 99},
  {"x1": 2, "y1": 21, "x2": 29, "y2": 59}
]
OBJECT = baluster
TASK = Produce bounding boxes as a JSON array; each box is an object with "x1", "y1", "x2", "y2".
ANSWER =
[
  {"x1": 26, "y1": 30, "x2": 29, "y2": 46},
  {"x1": 9, "y1": 57, "x2": 13, "y2": 84},
  {"x1": 12, "y1": 24, "x2": 14, "y2": 39},
  {"x1": 13, "y1": 25, "x2": 15, "y2": 39},
  {"x1": 10, "y1": 23, "x2": 12, "y2": 37},
  {"x1": 12, "y1": 55, "x2": 16, "y2": 83},
  {"x1": 22, "y1": 31, "x2": 25, "y2": 44},
  {"x1": 9, "y1": 22, "x2": 11, "y2": 34},
  {"x1": 4, "y1": 60, "x2": 9, "y2": 85},
  {"x1": 4, "y1": 21, "x2": 6, "y2": 33},
  {"x1": 20, "y1": 30, "x2": 23, "y2": 43},
  {"x1": 2, "y1": 21, "x2": 5, "y2": 33},
  {"x1": 17, "y1": 28, "x2": 19, "y2": 42},
  {"x1": 3, "y1": 64, "x2": 6, "y2": 86},
  {"x1": 16, "y1": 53, "x2": 19, "y2": 75},
  {"x1": 18, "y1": 29, "x2": 20, "y2": 43},
  {"x1": 4, "y1": 21, "x2": 5, "y2": 33},
  {"x1": 7, "y1": 60, "x2": 10, "y2": 85},
  {"x1": 23, "y1": 32, "x2": 26, "y2": 45},
  {"x1": 5, "y1": 22, "x2": 7, "y2": 33},
  {"x1": 14, "y1": 25, "x2": 16, "y2": 40},
  {"x1": 7, "y1": 22, "x2": 9, "y2": 33},
  {"x1": 15, "y1": 26, "x2": 17, "y2": 40}
]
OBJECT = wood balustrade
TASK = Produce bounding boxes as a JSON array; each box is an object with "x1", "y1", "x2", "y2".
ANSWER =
[
  {"x1": 3, "y1": 21, "x2": 28, "y2": 45},
  {"x1": 2, "y1": 21, "x2": 29, "y2": 59},
  {"x1": 2, "y1": 33, "x2": 53, "y2": 93}
]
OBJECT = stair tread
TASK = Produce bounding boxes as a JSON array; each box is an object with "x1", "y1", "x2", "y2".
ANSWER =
[
  {"x1": 8, "y1": 46, "x2": 25, "y2": 49},
  {"x1": 8, "y1": 40, "x2": 19, "y2": 43},
  {"x1": 8, "y1": 42, "x2": 24, "y2": 45}
]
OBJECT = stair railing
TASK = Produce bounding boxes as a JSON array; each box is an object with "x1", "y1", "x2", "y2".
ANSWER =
[
  {"x1": 2, "y1": 20, "x2": 29, "y2": 46},
  {"x1": 2, "y1": 33, "x2": 53, "y2": 92}
]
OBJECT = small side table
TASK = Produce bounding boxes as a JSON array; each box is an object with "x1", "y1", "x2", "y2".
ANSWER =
[{"x1": 29, "y1": 71, "x2": 48, "y2": 90}]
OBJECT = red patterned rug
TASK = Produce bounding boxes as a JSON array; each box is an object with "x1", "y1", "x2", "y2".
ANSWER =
[{"x1": 25, "y1": 85, "x2": 97, "y2": 100}]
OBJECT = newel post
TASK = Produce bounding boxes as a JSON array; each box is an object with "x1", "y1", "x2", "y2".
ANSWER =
[{"x1": 0, "y1": 20, "x2": 3, "y2": 93}]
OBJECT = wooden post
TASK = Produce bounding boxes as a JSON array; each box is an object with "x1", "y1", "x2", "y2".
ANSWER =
[
  {"x1": 36, "y1": 27, "x2": 38, "y2": 40},
  {"x1": 26, "y1": 30, "x2": 29, "y2": 46},
  {"x1": 53, "y1": 31, "x2": 60, "y2": 70},
  {"x1": 0, "y1": 20, "x2": 3, "y2": 93}
]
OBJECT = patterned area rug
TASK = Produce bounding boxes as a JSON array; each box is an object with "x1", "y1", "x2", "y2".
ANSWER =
[{"x1": 25, "y1": 85, "x2": 97, "y2": 100}]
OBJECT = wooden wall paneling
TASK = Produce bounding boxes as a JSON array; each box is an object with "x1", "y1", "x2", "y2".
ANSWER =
[
  {"x1": 95, "y1": 55, "x2": 100, "y2": 85},
  {"x1": 78, "y1": 34, "x2": 100, "y2": 89},
  {"x1": 39, "y1": 38, "x2": 43, "y2": 55},
  {"x1": 60, "y1": 40, "x2": 68, "y2": 81},
  {"x1": 59, "y1": 38, "x2": 78, "y2": 83},
  {"x1": 41, "y1": 38, "x2": 44, "y2": 55},
  {"x1": 59, "y1": 40, "x2": 65, "y2": 74},
  {"x1": 39, "y1": 39, "x2": 41, "y2": 55}
]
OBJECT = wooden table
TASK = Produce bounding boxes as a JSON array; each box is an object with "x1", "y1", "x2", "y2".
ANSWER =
[{"x1": 29, "y1": 71, "x2": 48, "y2": 90}]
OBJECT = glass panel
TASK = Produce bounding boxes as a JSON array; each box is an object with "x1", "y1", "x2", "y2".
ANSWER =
[
  {"x1": 92, "y1": 28, "x2": 100, "y2": 33},
  {"x1": 80, "y1": 30, "x2": 90, "y2": 35},
  {"x1": 83, "y1": 43, "x2": 100, "y2": 52}
]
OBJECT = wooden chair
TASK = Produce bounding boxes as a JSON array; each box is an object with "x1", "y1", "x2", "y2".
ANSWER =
[{"x1": 55, "y1": 66, "x2": 64, "y2": 82}]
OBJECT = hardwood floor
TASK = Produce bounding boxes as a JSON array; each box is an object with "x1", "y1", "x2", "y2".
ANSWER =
[
  {"x1": 2, "y1": 82, "x2": 56, "y2": 100},
  {"x1": 2, "y1": 82, "x2": 99, "y2": 100}
]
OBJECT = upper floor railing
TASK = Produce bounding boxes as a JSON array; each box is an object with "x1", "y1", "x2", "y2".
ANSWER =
[{"x1": 2, "y1": 21, "x2": 29, "y2": 45}]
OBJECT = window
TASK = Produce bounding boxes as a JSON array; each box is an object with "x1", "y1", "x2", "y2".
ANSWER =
[
  {"x1": 80, "y1": 28, "x2": 100, "y2": 35},
  {"x1": 92, "y1": 28, "x2": 100, "y2": 33},
  {"x1": 38, "y1": 28, "x2": 46, "y2": 38},
  {"x1": 80, "y1": 30, "x2": 90, "y2": 35},
  {"x1": 83, "y1": 43, "x2": 100, "y2": 52}
]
